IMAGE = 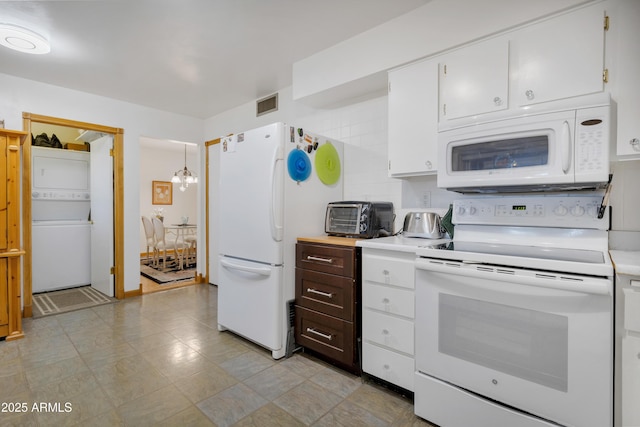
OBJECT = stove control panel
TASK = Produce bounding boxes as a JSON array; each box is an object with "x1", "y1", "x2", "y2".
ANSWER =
[{"x1": 453, "y1": 195, "x2": 608, "y2": 229}]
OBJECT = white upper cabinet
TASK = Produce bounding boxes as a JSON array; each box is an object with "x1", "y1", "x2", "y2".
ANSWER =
[
  {"x1": 607, "y1": 0, "x2": 640, "y2": 159},
  {"x1": 388, "y1": 57, "x2": 439, "y2": 177},
  {"x1": 387, "y1": 3, "x2": 613, "y2": 177},
  {"x1": 439, "y1": 37, "x2": 510, "y2": 122},
  {"x1": 510, "y1": 4, "x2": 606, "y2": 108}
]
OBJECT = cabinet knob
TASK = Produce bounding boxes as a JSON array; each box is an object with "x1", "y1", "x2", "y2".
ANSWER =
[
  {"x1": 425, "y1": 160, "x2": 433, "y2": 170},
  {"x1": 630, "y1": 138, "x2": 640, "y2": 152},
  {"x1": 525, "y1": 90, "x2": 535, "y2": 101},
  {"x1": 382, "y1": 329, "x2": 389, "y2": 335},
  {"x1": 383, "y1": 364, "x2": 390, "y2": 370},
  {"x1": 382, "y1": 298, "x2": 390, "y2": 304},
  {"x1": 382, "y1": 269, "x2": 389, "y2": 275},
  {"x1": 493, "y1": 96, "x2": 502, "y2": 106}
]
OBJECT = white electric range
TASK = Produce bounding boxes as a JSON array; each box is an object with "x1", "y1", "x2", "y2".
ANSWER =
[{"x1": 413, "y1": 194, "x2": 613, "y2": 427}]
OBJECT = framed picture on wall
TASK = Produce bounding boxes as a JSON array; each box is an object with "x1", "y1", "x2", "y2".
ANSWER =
[{"x1": 152, "y1": 180, "x2": 172, "y2": 205}]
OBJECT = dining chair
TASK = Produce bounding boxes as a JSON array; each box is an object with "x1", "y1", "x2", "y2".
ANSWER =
[
  {"x1": 152, "y1": 216, "x2": 187, "y2": 270},
  {"x1": 183, "y1": 229, "x2": 197, "y2": 266},
  {"x1": 141, "y1": 216, "x2": 156, "y2": 264}
]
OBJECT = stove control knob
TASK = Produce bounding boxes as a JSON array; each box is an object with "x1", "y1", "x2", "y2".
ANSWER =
[
  {"x1": 554, "y1": 205, "x2": 568, "y2": 216},
  {"x1": 570, "y1": 205, "x2": 585, "y2": 216},
  {"x1": 469, "y1": 207, "x2": 477, "y2": 215},
  {"x1": 457, "y1": 207, "x2": 466, "y2": 215}
]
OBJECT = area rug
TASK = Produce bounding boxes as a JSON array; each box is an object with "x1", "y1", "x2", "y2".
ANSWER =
[
  {"x1": 32, "y1": 286, "x2": 117, "y2": 318},
  {"x1": 140, "y1": 259, "x2": 196, "y2": 284}
]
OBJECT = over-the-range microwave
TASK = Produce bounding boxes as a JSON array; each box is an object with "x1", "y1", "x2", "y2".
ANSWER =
[{"x1": 437, "y1": 93, "x2": 612, "y2": 193}]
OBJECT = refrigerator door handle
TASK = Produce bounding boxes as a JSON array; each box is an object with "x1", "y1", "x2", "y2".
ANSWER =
[
  {"x1": 270, "y1": 146, "x2": 284, "y2": 242},
  {"x1": 220, "y1": 258, "x2": 272, "y2": 277}
]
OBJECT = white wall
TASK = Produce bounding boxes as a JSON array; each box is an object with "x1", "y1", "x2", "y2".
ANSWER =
[
  {"x1": 2, "y1": 0, "x2": 639, "y2": 302},
  {"x1": 0, "y1": 73, "x2": 204, "y2": 293},
  {"x1": 610, "y1": 160, "x2": 640, "y2": 231},
  {"x1": 204, "y1": 88, "x2": 638, "y2": 233},
  {"x1": 203, "y1": 86, "x2": 456, "y2": 218}
]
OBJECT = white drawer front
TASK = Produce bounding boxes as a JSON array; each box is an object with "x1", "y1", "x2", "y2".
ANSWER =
[
  {"x1": 363, "y1": 309, "x2": 414, "y2": 355},
  {"x1": 363, "y1": 282, "x2": 414, "y2": 318},
  {"x1": 363, "y1": 342, "x2": 414, "y2": 391},
  {"x1": 362, "y1": 253, "x2": 414, "y2": 289}
]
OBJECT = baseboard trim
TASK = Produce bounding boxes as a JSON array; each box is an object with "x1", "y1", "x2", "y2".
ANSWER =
[
  {"x1": 23, "y1": 305, "x2": 33, "y2": 318},
  {"x1": 125, "y1": 285, "x2": 143, "y2": 298}
]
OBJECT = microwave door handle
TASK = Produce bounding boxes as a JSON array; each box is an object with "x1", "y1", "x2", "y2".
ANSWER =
[{"x1": 561, "y1": 120, "x2": 572, "y2": 174}]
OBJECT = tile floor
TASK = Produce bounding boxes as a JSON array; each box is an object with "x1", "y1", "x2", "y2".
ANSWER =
[{"x1": 0, "y1": 284, "x2": 436, "y2": 426}]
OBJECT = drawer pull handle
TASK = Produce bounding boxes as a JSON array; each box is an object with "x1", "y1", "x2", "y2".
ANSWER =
[
  {"x1": 306, "y1": 327, "x2": 332, "y2": 341},
  {"x1": 383, "y1": 364, "x2": 390, "y2": 370},
  {"x1": 307, "y1": 288, "x2": 334, "y2": 299},
  {"x1": 382, "y1": 298, "x2": 390, "y2": 304},
  {"x1": 307, "y1": 255, "x2": 333, "y2": 264},
  {"x1": 382, "y1": 329, "x2": 389, "y2": 335},
  {"x1": 383, "y1": 269, "x2": 389, "y2": 275}
]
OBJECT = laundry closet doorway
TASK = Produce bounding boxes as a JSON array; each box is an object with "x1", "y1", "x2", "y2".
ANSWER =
[{"x1": 22, "y1": 113, "x2": 124, "y2": 317}]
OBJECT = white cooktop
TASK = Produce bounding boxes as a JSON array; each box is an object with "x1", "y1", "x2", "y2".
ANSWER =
[{"x1": 356, "y1": 235, "x2": 450, "y2": 253}]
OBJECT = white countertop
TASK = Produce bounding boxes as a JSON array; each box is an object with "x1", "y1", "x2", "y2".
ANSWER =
[
  {"x1": 609, "y1": 250, "x2": 640, "y2": 277},
  {"x1": 356, "y1": 235, "x2": 450, "y2": 253}
]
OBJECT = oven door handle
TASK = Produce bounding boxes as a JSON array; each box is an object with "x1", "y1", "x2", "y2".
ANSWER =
[{"x1": 416, "y1": 259, "x2": 611, "y2": 296}]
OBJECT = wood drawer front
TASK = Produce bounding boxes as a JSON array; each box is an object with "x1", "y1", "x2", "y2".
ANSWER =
[
  {"x1": 296, "y1": 243, "x2": 355, "y2": 277},
  {"x1": 363, "y1": 282, "x2": 414, "y2": 319},
  {"x1": 363, "y1": 342, "x2": 415, "y2": 392},
  {"x1": 362, "y1": 253, "x2": 414, "y2": 289},
  {"x1": 295, "y1": 306, "x2": 354, "y2": 366},
  {"x1": 296, "y1": 268, "x2": 353, "y2": 321},
  {"x1": 363, "y1": 309, "x2": 414, "y2": 355}
]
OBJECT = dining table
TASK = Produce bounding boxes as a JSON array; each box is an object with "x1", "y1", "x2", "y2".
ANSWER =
[{"x1": 165, "y1": 223, "x2": 197, "y2": 270}]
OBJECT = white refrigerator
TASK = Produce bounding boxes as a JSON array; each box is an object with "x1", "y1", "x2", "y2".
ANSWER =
[{"x1": 217, "y1": 122, "x2": 343, "y2": 359}]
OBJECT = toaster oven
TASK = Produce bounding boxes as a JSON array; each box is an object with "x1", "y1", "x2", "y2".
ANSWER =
[{"x1": 325, "y1": 201, "x2": 394, "y2": 238}]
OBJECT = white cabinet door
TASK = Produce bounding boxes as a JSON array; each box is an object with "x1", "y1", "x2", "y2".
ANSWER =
[
  {"x1": 622, "y1": 333, "x2": 640, "y2": 426},
  {"x1": 439, "y1": 37, "x2": 509, "y2": 121},
  {"x1": 608, "y1": 0, "x2": 640, "y2": 158},
  {"x1": 511, "y1": 4, "x2": 605, "y2": 107},
  {"x1": 387, "y1": 58, "x2": 438, "y2": 177}
]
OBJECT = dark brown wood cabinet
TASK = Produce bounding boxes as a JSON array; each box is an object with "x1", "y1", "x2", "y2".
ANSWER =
[{"x1": 294, "y1": 239, "x2": 361, "y2": 374}]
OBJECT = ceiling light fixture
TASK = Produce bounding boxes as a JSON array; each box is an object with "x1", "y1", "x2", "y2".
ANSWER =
[
  {"x1": 0, "y1": 24, "x2": 50, "y2": 54},
  {"x1": 171, "y1": 144, "x2": 197, "y2": 192}
]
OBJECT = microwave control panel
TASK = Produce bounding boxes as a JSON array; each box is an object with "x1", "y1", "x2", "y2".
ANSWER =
[
  {"x1": 453, "y1": 195, "x2": 607, "y2": 229},
  {"x1": 575, "y1": 105, "x2": 610, "y2": 180}
]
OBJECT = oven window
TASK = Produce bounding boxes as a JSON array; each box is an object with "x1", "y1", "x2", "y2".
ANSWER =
[
  {"x1": 327, "y1": 207, "x2": 359, "y2": 233},
  {"x1": 439, "y1": 293, "x2": 568, "y2": 392},
  {"x1": 451, "y1": 135, "x2": 549, "y2": 172}
]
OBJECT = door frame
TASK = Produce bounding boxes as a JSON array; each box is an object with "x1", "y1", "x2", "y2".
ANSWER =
[
  {"x1": 22, "y1": 113, "x2": 125, "y2": 316},
  {"x1": 204, "y1": 137, "x2": 220, "y2": 284}
]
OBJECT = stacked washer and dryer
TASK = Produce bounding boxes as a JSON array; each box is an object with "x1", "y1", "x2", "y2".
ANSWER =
[{"x1": 31, "y1": 146, "x2": 92, "y2": 293}]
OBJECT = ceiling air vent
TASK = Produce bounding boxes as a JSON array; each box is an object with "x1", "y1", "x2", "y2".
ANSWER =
[{"x1": 256, "y1": 93, "x2": 278, "y2": 117}]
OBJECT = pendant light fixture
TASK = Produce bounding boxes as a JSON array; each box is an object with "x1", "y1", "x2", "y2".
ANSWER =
[{"x1": 171, "y1": 144, "x2": 197, "y2": 192}]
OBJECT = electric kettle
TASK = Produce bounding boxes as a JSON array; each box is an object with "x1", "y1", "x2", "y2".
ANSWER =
[{"x1": 403, "y1": 212, "x2": 444, "y2": 239}]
